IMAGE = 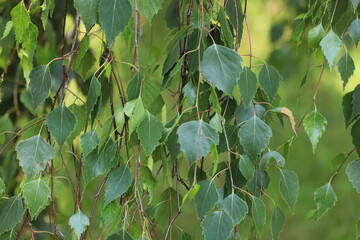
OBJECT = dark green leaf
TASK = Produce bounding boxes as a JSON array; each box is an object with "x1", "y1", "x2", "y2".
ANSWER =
[
  {"x1": 351, "y1": 85, "x2": 360, "y2": 122},
  {"x1": 218, "y1": 7, "x2": 234, "y2": 48},
  {"x1": 183, "y1": 82, "x2": 197, "y2": 106},
  {"x1": 201, "y1": 211, "x2": 233, "y2": 240},
  {"x1": 201, "y1": 44, "x2": 243, "y2": 96},
  {"x1": 308, "y1": 24, "x2": 324, "y2": 53},
  {"x1": 320, "y1": 30, "x2": 342, "y2": 69},
  {"x1": 226, "y1": 0, "x2": 243, "y2": 45},
  {"x1": 235, "y1": 102, "x2": 265, "y2": 123},
  {"x1": 259, "y1": 64, "x2": 282, "y2": 102},
  {"x1": 0, "y1": 178, "x2": 5, "y2": 197},
  {"x1": 67, "y1": 104, "x2": 86, "y2": 144},
  {"x1": 16, "y1": 135, "x2": 54, "y2": 179},
  {"x1": 337, "y1": 52, "x2": 355, "y2": 88},
  {"x1": 352, "y1": 119, "x2": 360, "y2": 156},
  {"x1": 69, "y1": 210, "x2": 89, "y2": 238},
  {"x1": 0, "y1": 195, "x2": 23, "y2": 236},
  {"x1": 177, "y1": 120, "x2": 219, "y2": 165},
  {"x1": 239, "y1": 155, "x2": 255, "y2": 180},
  {"x1": 194, "y1": 179, "x2": 218, "y2": 218},
  {"x1": 104, "y1": 165, "x2": 132, "y2": 206},
  {"x1": 342, "y1": 91, "x2": 354, "y2": 127},
  {"x1": 126, "y1": 74, "x2": 140, "y2": 101},
  {"x1": 138, "y1": 0, "x2": 165, "y2": 22},
  {"x1": 346, "y1": 159, "x2": 360, "y2": 193},
  {"x1": 107, "y1": 230, "x2": 133, "y2": 240},
  {"x1": 74, "y1": 0, "x2": 99, "y2": 30},
  {"x1": 239, "y1": 116, "x2": 272, "y2": 156},
  {"x1": 239, "y1": 67, "x2": 257, "y2": 106},
  {"x1": 259, "y1": 150, "x2": 285, "y2": 168},
  {"x1": 98, "y1": 0, "x2": 132, "y2": 44},
  {"x1": 271, "y1": 206, "x2": 285, "y2": 240},
  {"x1": 303, "y1": 108, "x2": 327, "y2": 153},
  {"x1": 348, "y1": 18, "x2": 360, "y2": 46},
  {"x1": 29, "y1": 66, "x2": 52, "y2": 109},
  {"x1": 46, "y1": 104, "x2": 77, "y2": 147},
  {"x1": 22, "y1": 179, "x2": 50, "y2": 220},
  {"x1": 87, "y1": 75, "x2": 101, "y2": 117},
  {"x1": 251, "y1": 196, "x2": 266, "y2": 233},
  {"x1": 219, "y1": 193, "x2": 248, "y2": 225},
  {"x1": 80, "y1": 130, "x2": 99, "y2": 157},
  {"x1": 314, "y1": 183, "x2": 337, "y2": 219},
  {"x1": 142, "y1": 78, "x2": 162, "y2": 109},
  {"x1": 247, "y1": 168, "x2": 269, "y2": 196},
  {"x1": 279, "y1": 170, "x2": 299, "y2": 211}
]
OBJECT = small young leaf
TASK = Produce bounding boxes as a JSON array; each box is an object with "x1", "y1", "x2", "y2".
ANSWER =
[
  {"x1": 239, "y1": 116, "x2": 272, "y2": 156},
  {"x1": 41, "y1": 0, "x2": 55, "y2": 30},
  {"x1": 10, "y1": 2, "x2": 30, "y2": 44},
  {"x1": 138, "y1": 0, "x2": 165, "y2": 22},
  {"x1": 308, "y1": 24, "x2": 325, "y2": 53},
  {"x1": 137, "y1": 112, "x2": 164, "y2": 155},
  {"x1": 238, "y1": 66, "x2": 257, "y2": 106},
  {"x1": 46, "y1": 104, "x2": 77, "y2": 147},
  {"x1": 346, "y1": 159, "x2": 360, "y2": 193},
  {"x1": 69, "y1": 210, "x2": 89, "y2": 239},
  {"x1": 239, "y1": 155, "x2": 255, "y2": 180},
  {"x1": 22, "y1": 179, "x2": 50, "y2": 220},
  {"x1": 29, "y1": 66, "x2": 52, "y2": 109},
  {"x1": 201, "y1": 44, "x2": 243, "y2": 96},
  {"x1": 314, "y1": 183, "x2": 337, "y2": 219},
  {"x1": 201, "y1": 211, "x2": 233, "y2": 240},
  {"x1": 104, "y1": 165, "x2": 132, "y2": 206},
  {"x1": 0, "y1": 195, "x2": 24, "y2": 236},
  {"x1": 303, "y1": 108, "x2": 327, "y2": 153},
  {"x1": 1, "y1": 21, "x2": 13, "y2": 40},
  {"x1": 177, "y1": 120, "x2": 219, "y2": 166},
  {"x1": 98, "y1": 0, "x2": 132, "y2": 44},
  {"x1": 348, "y1": 18, "x2": 360, "y2": 46},
  {"x1": 194, "y1": 179, "x2": 218, "y2": 219},
  {"x1": 337, "y1": 52, "x2": 355, "y2": 89},
  {"x1": 87, "y1": 75, "x2": 101, "y2": 117},
  {"x1": 80, "y1": 130, "x2": 99, "y2": 157},
  {"x1": 320, "y1": 31, "x2": 342, "y2": 70},
  {"x1": 251, "y1": 196, "x2": 266, "y2": 233},
  {"x1": 271, "y1": 206, "x2": 285, "y2": 240},
  {"x1": 259, "y1": 64, "x2": 282, "y2": 102},
  {"x1": 279, "y1": 170, "x2": 299, "y2": 211},
  {"x1": 74, "y1": 0, "x2": 99, "y2": 30},
  {"x1": 218, "y1": 193, "x2": 248, "y2": 225},
  {"x1": 16, "y1": 135, "x2": 54, "y2": 179}
]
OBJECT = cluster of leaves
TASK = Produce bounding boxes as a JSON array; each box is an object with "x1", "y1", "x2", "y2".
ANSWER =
[
  {"x1": 0, "y1": 0, "x2": 359, "y2": 239},
  {"x1": 293, "y1": 0, "x2": 360, "y2": 227}
]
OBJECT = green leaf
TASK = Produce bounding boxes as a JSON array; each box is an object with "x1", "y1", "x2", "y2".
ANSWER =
[
  {"x1": 16, "y1": 135, "x2": 54, "y2": 179},
  {"x1": 320, "y1": 30, "x2": 342, "y2": 70},
  {"x1": 337, "y1": 52, "x2": 355, "y2": 88},
  {"x1": 226, "y1": 0, "x2": 243, "y2": 45},
  {"x1": 124, "y1": 98, "x2": 146, "y2": 136},
  {"x1": 303, "y1": 108, "x2": 327, "y2": 152},
  {"x1": 83, "y1": 139, "x2": 117, "y2": 186},
  {"x1": 10, "y1": 2, "x2": 30, "y2": 44},
  {"x1": 218, "y1": 7, "x2": 234, "y2": 48},
  {"x1": 239, "y1": 155, "x2": 255, "y2": 180},
  {"x1": 352, "y1": 0, "x2": 360, "y2": 10},
  {"x1": 142, "y1": 78, "x2": 162, "y2": 109},
  {"x1": 251, "y1": 196, "x2": 266, "y2": 233},
  {"x1": 194, "y1": 179, "x2": 218, "y2": 219},
  {"x1": 356, "y1": 220, "x2": 360, "y2": 240},
  {"x1": 139, "y1": 166, "x2": 157, "y2": 203},
  {"x1": 235, "y1": 102, "x2": 265, "y2": 124},
  {"x1": 29, "y1": 65, "x2": 52, "y2": 109},
  {"x1": 100, "y1": 201, "x2": 123, "y2": 234},
  {"x1": 218, "y1": 193, "x2": 248, "y2": 225},
  {"x1": 41, "y1": 0, "x2": 55, "y2": 30},
  {"x1": 177, "y1": 120, "x2": 219, "y2": 166},
  {"x1": 308, "y1": 24, "x2": 325, "y2": 53},
  {"x1": 138, "y1": 0, "x2": 165, "y2": 22},
  {"x1": 247, "y1": 168, "x2": 269, "y2": 196},
  {"x1": 279, "y1": 170, "x2": 299, "y2": 211},
  {"x1": 314, "y1": 183, "x2": 337, "y2": 219},
  {"x1": 183, "y1": 82, "x2": 197, "y2": 106},
  {"x1": 69, "y1": 210, "x2": 89, "y2": 239},
  {"x1": 271, "y1": 206, "x2": 285, "y2": 240},
  {"x1": 346, "y1": 159, "x2": 360, "y2": 193},
  {"x1": 22, "y1": 179, "x2": 50, "y2": 220},
  {"x1": 201, "y1": 211, "x2": 233, "y2": 240},
  {"x1": 1, "y1": 21, "x2": 13, "y2": 40},
  {"x1": 74, "y1": 0, "x2": 99, "y2": 30},
  {"x1": 239, "y1": 67, "x2": 257, "y2": 106},
  {"x1": 87, "y1": 75, "x2": 101, "y2": 117},
  {"x1": 0, "y1": 178, "x2": 5, "y2": 197},
  {"x1": 22, "y1": 22, "x2": 38, "y2": 60},
  {"x1": 137, "y1": 112, "x2": 164, "y2": 155},
  {"x1": 349, "y1": 18, "x2": 360, "y2": 46},
  {"x1": 98, "y1": 0, "x2": 132, "y2": 44},
  {"x1": 201, "y1": 44, "x2": 242, "y2": 96},
  {"x1": 99, "y1": 117, "x2": 114, "y2": 149},
  {"x1": 239, "y1": 116, "x2": 272, "y2": 156},
  {"x1": 104, "y1": 165, "x2": 132, "y2": 206},
  {"x1": 67, "y1": 104, "x2": 87, "y2": 144},
  {"x1": 259, "y1": 150, "x2": 285, "y2": 168},
  {"x1": 351, "y1": 119, "x2": 360, "y2": 157},
  {"x1": 343, "y1": 91, "x2": 354, "y2": 127},
  {"x1": 80, "y1": 130, "x2": 99, "y2": 157},
  {"x1": 351, "y1": 85, "x2": 360, "y2": 123},
  {"x1": 259, "y1": 64, "x2": 282, "y2": 102},
  {"x1": 107, "y1": 230, "x2": 133, "y2": 240},
  {"x1": 46, "y1": 104, "x2": 77, "y2": 147},
  {"x1": 0, "y1": 195, "x2": 24, "y2": 236}
]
